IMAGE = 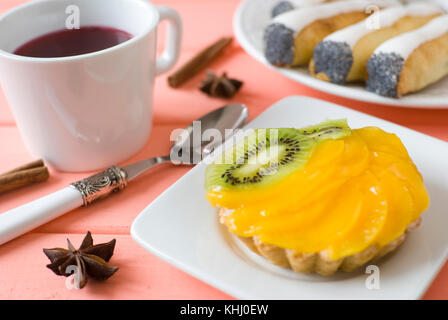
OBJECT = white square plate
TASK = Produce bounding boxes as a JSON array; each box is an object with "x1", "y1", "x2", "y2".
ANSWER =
[{"x1": 131, "y1": 96, "x2": 448, "y2": 299}]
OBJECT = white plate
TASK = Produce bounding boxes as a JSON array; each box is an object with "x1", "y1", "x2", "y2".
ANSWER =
[
  {"x1": 233, "y1": 0, "x2": 448, "y2": 108},
  {"x1": 131, "y1": 96, "x2": 448, "y2": 299}
]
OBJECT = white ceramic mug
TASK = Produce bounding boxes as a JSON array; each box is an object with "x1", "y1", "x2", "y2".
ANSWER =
[{"x1": 0, "y1": 0, "x2": 182, "y2": 171}]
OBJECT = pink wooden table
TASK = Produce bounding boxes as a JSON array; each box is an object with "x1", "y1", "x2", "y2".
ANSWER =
[{"x1": 0, "y1": 0, "x2": 447, "y2": 300}]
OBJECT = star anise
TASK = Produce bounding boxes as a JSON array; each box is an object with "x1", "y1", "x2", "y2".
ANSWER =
[
  {"x1": 43, "y1": 231, "x2": 118, "y2": 289},
  {"x1": 200, "y1": 71, "x2": 243, "y2": 98}
]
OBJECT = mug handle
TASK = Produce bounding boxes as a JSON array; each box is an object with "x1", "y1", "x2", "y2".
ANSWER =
[{"x1": 155, "y1": 6, "x2": 182, "y2": 76}]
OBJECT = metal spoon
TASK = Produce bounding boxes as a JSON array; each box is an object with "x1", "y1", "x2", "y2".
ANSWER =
[{"x1": 0, "y1": 103, "x2": 248, "y2": 245}]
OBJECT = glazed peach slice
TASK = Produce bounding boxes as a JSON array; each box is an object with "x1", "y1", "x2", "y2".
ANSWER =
[
  {"x1": 224, "y1": 198, "x2": 331, "y2": 238},
  {"x1": 245, "y1": 133, "x2": 367, "y2": 213},
  {"x1": 276, "y1": 132, "x2": 369, "y2": 212},
  {"x1": 370, "y1": 151, "x2": 429, "y2": 220},
  {"x1": 219, "y1": 162, "x2": 343, "y2": 237},
  {"x1": 287, "y1": 134, "x2": 368, "y2": 209},
  {"x1": 258, "y1": 183, "x2": 363, "y2": 254},
  {"x1": 326, "y1": 171, "x2": 388, "y2": 260},
  {"x1": 354, "y1": 127, "x2": 412, "y2": 161},
  {"x1": 372, "y1": 170, "x2": 414, "y2": 247},
  {"x1": 337, "y1": 130, "x2": 370, "y2": 177}
]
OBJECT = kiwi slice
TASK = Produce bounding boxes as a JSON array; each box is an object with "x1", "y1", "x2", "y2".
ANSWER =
[{"x1": 205, "y1": 119, "x2": 351, "y2": 192}]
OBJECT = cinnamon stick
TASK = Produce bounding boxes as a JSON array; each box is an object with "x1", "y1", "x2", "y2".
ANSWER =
[
  {"x1": 0, "y1": 161, "x2": 49, "y2": 194},
  {"x1": 168, "y1": 37, "x2": 233, "y2": 88},
  {"x1": 2, "y1": 159, "x2": 45, "y2": 175}
]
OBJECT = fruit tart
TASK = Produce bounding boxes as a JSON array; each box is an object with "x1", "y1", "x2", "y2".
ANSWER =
[{"x1": 204, "y1": 120, "x2": 429, "y2": 275}]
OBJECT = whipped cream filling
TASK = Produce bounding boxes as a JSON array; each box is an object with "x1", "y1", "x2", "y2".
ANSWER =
[
  {"x1": 323, "y1": 2, "x2": 443, "y2": 48},
  {"x1": 374, "y1": 14, "x2": 448, "y2": 59},
  {"x1": 272, "y1": 0, "x2": 400, "y2": 34}
]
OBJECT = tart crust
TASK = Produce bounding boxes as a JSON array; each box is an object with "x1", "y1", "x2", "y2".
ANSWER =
[{"x1": 220, "y1": 208, "x2": 421, "y2": 276}]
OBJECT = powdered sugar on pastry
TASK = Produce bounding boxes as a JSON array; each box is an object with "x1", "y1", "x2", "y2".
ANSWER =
[
  {"x1": 374, "y1": 14, "x2": 448, "y2": 59},
  {"x1": 272, "y1": 0, "x2": 400, "y2": 34},
  {"x1": 324, "y1": 3, "x2": 443, "y2": 48}
]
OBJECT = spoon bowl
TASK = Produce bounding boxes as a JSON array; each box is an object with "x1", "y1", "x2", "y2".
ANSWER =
[
  {"x1": 172, "y1": 103, "x2": 249, "y2": 164},
  {"x1": 124, "y1": 103, "x2": 249, "y2": 180}
]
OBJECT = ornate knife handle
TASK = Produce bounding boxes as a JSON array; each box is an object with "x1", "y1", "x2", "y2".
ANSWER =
[{"x1": 71, "y1": 166, "x2": 128, "y2": 206}]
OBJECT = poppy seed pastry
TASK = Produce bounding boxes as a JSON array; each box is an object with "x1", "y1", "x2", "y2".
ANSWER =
[
  {"x1": 205, "y1": 120, "x2": 429, "y2": 275},
  {"x1": 366, "y1": 14, "x2": 448, "y2": 97},
  {"x1": 263, "y1": 0, "x2": 400, "y2": 67},
  {"x1": 312, "y1": 40, "x2": 353, "y2": 84},
  {"x1": 366, "y1": 52, "x2": 404, "y2": 97},
  {"x1": 310, "y1": 3, "x2": 442, "y2": 84},
  {"x1": 264, "y1": 23, "x2": 296, "y2": 67},
  {"x1": 271, "y1": 0, "x2": 338, "y2": 18},
  {"x1": 272, "y1": 1, "x2": 295, "y2": 17}
]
